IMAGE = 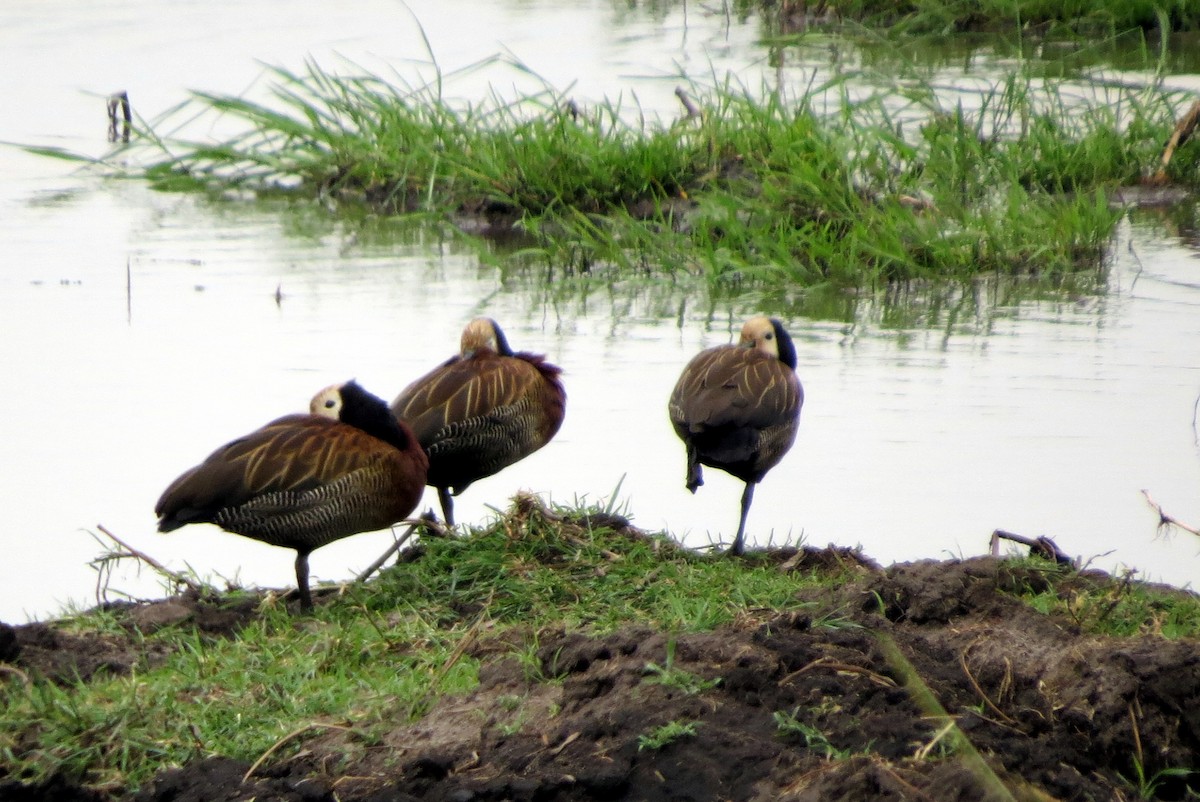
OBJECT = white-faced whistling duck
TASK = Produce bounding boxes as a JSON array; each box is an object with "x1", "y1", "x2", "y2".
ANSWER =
[
  {"x1": 155, "y1": 380, "x2": 429, "y2": 611},
  {"x1": 390, "y1": 317, "x2": 566, "y2": 527},
  {"x1": 668, "y1": 316, "x2": 804, "y2": 556}
]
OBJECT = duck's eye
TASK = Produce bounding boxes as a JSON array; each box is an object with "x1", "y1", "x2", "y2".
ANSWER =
[
  {"x1": 324, "y1": 399, "x2": 336, "y2": 409},
  {"x1": 765, "y1": 332, "x2": 774, "y2": 340}
]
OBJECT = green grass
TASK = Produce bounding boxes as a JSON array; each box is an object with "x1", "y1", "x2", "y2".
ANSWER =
[
  {"x1": 1123, "y1": 760, "x2": 1199, "y2": 800},
  {"x1": 41, "y1": 34, "x2": 1192, "y2": 296},
  {"x1": 366, "y1": 496, "x2": 816, "y2": 632},
  {"x1": 643, "y1": 638, "x2": 723, "y2": 695},
  {"x1": 1004, "y1": 559, "x2": 1200, "y2": 638},
  {"x1": 773, "y1": 708, "x2": 855, "y2": 759},
  {"x1": 0, "y1": 601, "x2": 478, "y2": 792},
  {"x1": 3, "y1": 499, "x2": 1200, "y2": 794},
  {"x1": 802, "y1": 0, "x2": 1200, "y2": 34},
  {"x1": 0, "y1": 497, "x2": 818, "y2": 791},
  {"x1": 637, "y1": 719, "x2": 700, "y2": 751}
]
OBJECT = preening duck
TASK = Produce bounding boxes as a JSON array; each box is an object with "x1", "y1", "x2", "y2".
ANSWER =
[
  {"x1": 155, "y1": 380, "x2": 429, "y2": 610},
  {"x1": 391, "y1": 318, "x2": 566, "y2": 527}
]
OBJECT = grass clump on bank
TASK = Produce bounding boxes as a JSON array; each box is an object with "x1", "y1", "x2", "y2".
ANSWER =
[
  {"x1": 81, "y1": 44, "x2": 1194, "y2": 291},
  {"x1": 1005, "y1": 559, "x2": 1200, "y2": 638},
  {"x1": 0, "y1": 497, "x2": 819, "y2": 791},
  {"x1": 3, "y1": 498, "x2": 1200, "y2": 798}
]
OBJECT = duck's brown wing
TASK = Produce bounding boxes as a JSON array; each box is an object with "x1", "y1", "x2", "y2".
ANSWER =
[
  {"x1": 155, "y1": 415, "x2": 399, "y2": 531},
  {"x1": 671, "y1": 347, "x2": 801, "y2": 431},
  {"x1": 669, "y1": 346, "x2": 802, "y2": 484},
  {"x1": 392, "y1": 353, "x2": 565, "y2": 489}
]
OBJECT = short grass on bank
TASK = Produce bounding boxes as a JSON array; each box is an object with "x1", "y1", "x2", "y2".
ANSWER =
[
  {"x1": 0, "y1": 498, "x2": 822, "y2": 792},
  {"x1": 1010, "y1": 559, "x2": 1200, "y2": 638},
  {"x1": 3, "y1": 496, "x2": 1200, "y2": 796},
  {"x1": 41, "y1": 33, "x2": 1199, "y2": 293}
]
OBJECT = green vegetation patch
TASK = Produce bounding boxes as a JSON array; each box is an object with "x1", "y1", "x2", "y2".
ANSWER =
[
  {"x1": 57, "y1": 46, "x2": 1192, "y2": 291},
  {"x1": 788, "y1": 0, "x2": 1200, "y2": 34},
  {"x1": 2, "y1": 500, "x2": 1199, "y2": 799},
  {"x1": 368, "y1": 494, "x2": 819, "y2": 633},
  {"x1": 0, "y1": 496, "x2": 821, "y2": 791},
  {"x1": 637, "y1": 719, "x2": 700, "y2": 751},
  {"x1": 1006, "y1": 558, "x2": 1200, "y2": 638},
  {"x1": 0, "y1": 599, "x2": 478, "y2": 792}
]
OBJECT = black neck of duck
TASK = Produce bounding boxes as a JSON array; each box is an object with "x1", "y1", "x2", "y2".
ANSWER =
[
  {"x1": 490, "y1": 321, "x2": 515, "y2": 357},
  {"x1": 770, "y1": 319, "x2": 798, "y2": 370},
  {"x1": 338, "y1": 381, "x2": 416, "y2": 451}
]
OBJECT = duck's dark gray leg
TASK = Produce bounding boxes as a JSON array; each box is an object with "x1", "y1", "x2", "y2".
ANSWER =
[
  {"x1": 731, "y1": 482, "x2": 755, "y2": 557},
  {"x1": 295, "y1": 550, "x2": 313, "y2": 612},
  {"x1": 438, "y1": 486, "x2": 456, "y2": 528}
]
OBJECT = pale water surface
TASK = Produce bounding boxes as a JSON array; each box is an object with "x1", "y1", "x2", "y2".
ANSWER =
[{"x1": 2, "y1": 0, "x2": 1199, "y2": 622}]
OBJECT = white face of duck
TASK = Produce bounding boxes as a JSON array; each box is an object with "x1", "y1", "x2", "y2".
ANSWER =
[
  {"x1": 738, "y1": 315, "x2": 781, "y2": 359},
  {"x1": 310, "y1": 382, "x2": 345, "y2": 419}
]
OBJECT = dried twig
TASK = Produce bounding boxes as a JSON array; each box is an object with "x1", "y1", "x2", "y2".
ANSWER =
[
  {"x1": 1142, "y1": 490, "x2": 1200, "y2": 538},
  {"x1": 779, "y1": 655, "x2": 897, "y2": 689},
  {"x1": 243, "y1": 722, "x2": 351, "y2": 782},
  {"x1": 876, "y1": 761, "x2": 939, "y2": 802},
  {"x1": 188, "y1": 723, "x2": 205, "y2": 751},
  {"x1": 914, "y1": 721, "x2": 958, "y2": 761},
  {"x1": 1129, "y1": 701, "x2": 1144, "y2": 770},
  {"x1": 0, "y1": 664, "x2": 32, "y2": 689},
  {"x1": 407, "y1": 613, "x2": 490, "y2": 718},
  {"x1": 989, "y1": 530, "x2": 1075, "y2": 566},
  {"x1": 959, "y1": 641, "x2": 1017, "y2": 726},
  {"x1": 93, "y1": 524, "x2": 204, "y2": 594},
  {"x1": 546, "y1": 731, "x2": 581, "y2": 756},
  {"x1": 432, "y1": 615, "x2": 485, "y2": 690},
  {"x1": 354, "y1": 515, "x2": 439, "y2": 583},
  {"x1": 1146, "y1": 98, "x2": 1200, "y2": 186}
]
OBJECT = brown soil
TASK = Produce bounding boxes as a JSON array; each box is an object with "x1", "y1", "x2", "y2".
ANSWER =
[{"x1": 3, "y1": 550, "x2": 1199, "y2": 802}]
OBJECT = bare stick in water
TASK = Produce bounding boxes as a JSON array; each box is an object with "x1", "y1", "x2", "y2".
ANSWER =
[
  {"x1": 989, "y1": 529, "x2": 1075, "y2": 566},
  {"x1": 674, "y1": 86, "x2": 701, "y2": 119},
  {"x1": 106, "y1": 91, "x2": 131, "y2": 143}
]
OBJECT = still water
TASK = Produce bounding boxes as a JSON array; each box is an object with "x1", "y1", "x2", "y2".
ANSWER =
[{"x1": 2, "y1": 1, "x2": 1199, "y2": 622}]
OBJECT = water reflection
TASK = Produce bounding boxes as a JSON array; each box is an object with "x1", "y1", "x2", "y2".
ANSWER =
[
  {"x1": 2, "y1": 0, "x2": 1199, "y2": 622},
  {"x1": 1139, "y1": 201, "x2": 1200, "y2": 251}
]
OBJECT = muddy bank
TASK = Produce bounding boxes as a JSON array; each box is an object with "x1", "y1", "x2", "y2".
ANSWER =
[{"x1": 2, "y1": 549, "x2": 1199, "y2": 801}]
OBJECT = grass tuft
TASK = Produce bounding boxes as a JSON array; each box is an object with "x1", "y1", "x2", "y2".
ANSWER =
[
  {"x1": 637, "y1": 719, "x2": 700, "y2": 751},
  {"x1": 1009, "y1": 560, "x2": 1200, "y2": 637},
  {"x1": 0, "y1": 496, "x2": 816, "y2": 791},
  {"x1": 38, "y1": 43, "x2": 1193, "y2": 296}
]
